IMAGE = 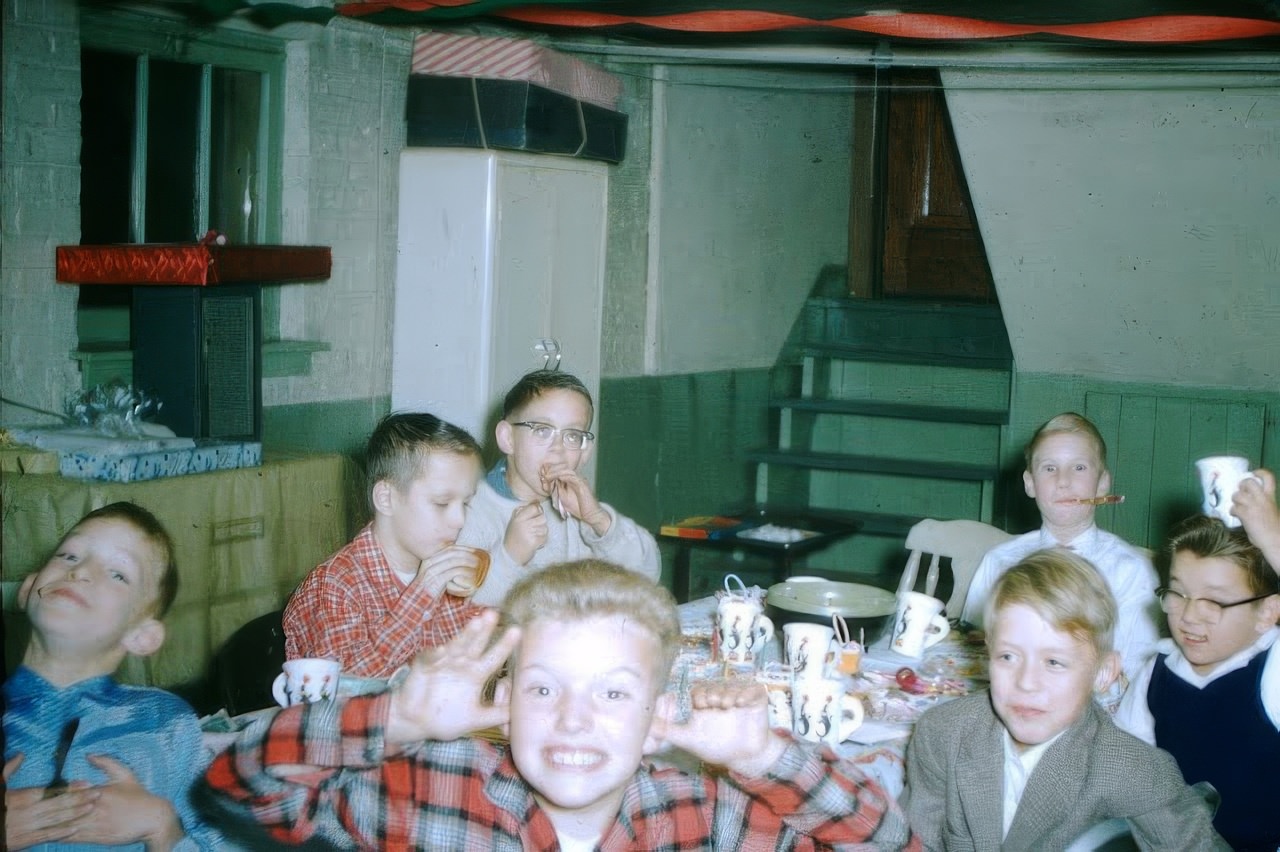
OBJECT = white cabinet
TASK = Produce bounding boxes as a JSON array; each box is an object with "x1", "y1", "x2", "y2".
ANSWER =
[{"x1": 392, "y1": 149, "x2": 607, "y2": 470}]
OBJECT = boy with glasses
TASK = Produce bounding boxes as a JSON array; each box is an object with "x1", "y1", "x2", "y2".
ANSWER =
[
  {"x1": 1115, "y1": 473, "x2": 1280, "y2": 850},
  {"x1": 459, "y1": 370, "x2": 659, "y2": 605}
]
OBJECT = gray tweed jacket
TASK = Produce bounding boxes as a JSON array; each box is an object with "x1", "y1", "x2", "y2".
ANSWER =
[{"x1": 900, "y1": 692, "x2": 1228, "y2": 851}]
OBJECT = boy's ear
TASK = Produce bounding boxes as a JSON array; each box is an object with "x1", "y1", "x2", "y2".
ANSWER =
[
  {"x1": 122, "y1": 618, "x2": 166, "y2": 658},
  {"x1": 1256, "y1": 594, "x2": 1280, "y2": 631},
  {"x1": 495, "y1": 420, "x2": 515, "y2": 456},
  {"x1": 16, "y1": 574, "x2": 36, "y2": 611},
  {"x1": 1094, "y1": 650, "x2": 1122, "y2": 694},
  {"x1": 1022, "y1": 469, "x2": 1036, "y2": 499},
  {"x1": 1096, "y1": 468, "x2": 1113, "y2": 497},
  {"x1": 371, "y1": 479, "x2": 395, "y2": 517}
]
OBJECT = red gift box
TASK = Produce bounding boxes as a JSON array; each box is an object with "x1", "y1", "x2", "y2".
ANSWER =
[{"x1": 56, "y1": 244, "x2": 331, "y2": 286}]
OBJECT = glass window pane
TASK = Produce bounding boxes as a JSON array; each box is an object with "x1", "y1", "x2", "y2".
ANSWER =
[
  {"x1": 80, "y1": 48, "x2": 136, "y2": 245},
  {"x1": 145, "y1": 59, "x2": 202, "y2": 242},
  {"x1": 211, "y1": 67, "x2": 262, "y2": 244}
]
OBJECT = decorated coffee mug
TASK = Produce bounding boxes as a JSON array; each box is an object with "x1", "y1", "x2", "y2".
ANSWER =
[
  {"x1": 790, "y1": 677, "x2": 865, "y2": 746},
  {"x1": 272, "y1": 658, "x2": 341, "y2": 707},
  {"x1": 1195, "y1": 456, "x2": 1259, "y2": 528},
  {"x1": 890, "y1": 591, "x2": 950, "y2": 658},
  {"x1": 716, "y1": 574, "x2": 773, "y2": 664},
  {"x1": 782, "y1": 622, "x2": 835, "y2": 681}
]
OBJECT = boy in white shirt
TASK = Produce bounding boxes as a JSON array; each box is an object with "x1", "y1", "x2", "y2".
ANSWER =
[{"x1": 961, "y1": 412, "x2": 1160, "y2": 692}]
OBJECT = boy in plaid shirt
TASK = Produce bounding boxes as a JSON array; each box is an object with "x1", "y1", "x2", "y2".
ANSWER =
[
  {"x1": 283, "y1": 412, "x2": 491, "y2": 678},
  {"x1": 203, "y1": 560, "x2": 920, "y2": 850}
]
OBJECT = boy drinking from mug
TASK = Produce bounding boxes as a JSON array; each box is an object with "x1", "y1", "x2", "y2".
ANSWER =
[
  {"x1": 202, "y1": 560, "x2": 920, "y2": 850},
  {"x1": 457, "y1": 369, "x2": 659, "y2": 605},
  {"x1": 4, "y1": 502, "x2": 220, "y2": 850},
  {"x1": 284, "y1": 412, "x2": 490, "y2": 679},
  {"x1": 1115, "y1": 478, "x2": 1280, "y2": 851},
  {"x1": 961, "y1": 412, "x2": 1160, "y2": 693},
  {"x1": 904, "y1": 549, "x2": 1226, "y2": 851}
]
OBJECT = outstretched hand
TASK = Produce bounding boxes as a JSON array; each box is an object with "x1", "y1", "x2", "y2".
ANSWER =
[
  {"x1": 1234, "y1": 469, "x2": 1280, "y2": 570},
  {"x1": 649, "y1": 680, "x2": 787, "y2": 778},
  {"x1": 386, "y1": 610, "x2": 521, "y2": 748}
]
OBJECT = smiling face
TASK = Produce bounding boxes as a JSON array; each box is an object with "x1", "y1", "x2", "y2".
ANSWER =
[
  {"x1": 19, "y1": 517, "x2": 166, "y2": 658},
  {"x1": 1167, "y1": 551, "x2": 1280, "y2": 675},
  {"x1": 496, "y1": 388, "x2": 594, "y2": 503},
  {"x1": 507, "y1": 615, "x2": 663, "y2": 838},
  {"x1": 376, "y1": 450, "x2": 482, "y2": 574},
  {"x1": 988, "y1": 603, "x2": 1116, "y2": 752},
  {"x1": 1023, "y1": 432, "x2": 1112, "y2": 539}
]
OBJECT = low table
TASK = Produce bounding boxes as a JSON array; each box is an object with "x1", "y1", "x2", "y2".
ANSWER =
[{"x1": 660, "y1": 510, "x2": 861, "y2": 603}]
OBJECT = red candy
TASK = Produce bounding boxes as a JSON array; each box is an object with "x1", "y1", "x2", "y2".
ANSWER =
[{"x1": 895, "y1": 667, "x2": 931, "y2": 695}]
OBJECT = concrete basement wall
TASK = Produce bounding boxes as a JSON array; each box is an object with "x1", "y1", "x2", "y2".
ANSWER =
[{"x1": 944, "y1": 68, "x2": 1280, "y2": 392}]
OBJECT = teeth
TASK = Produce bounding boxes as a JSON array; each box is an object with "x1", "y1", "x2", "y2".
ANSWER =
[{"x1": 550, "y1": 750, "x2": 600, "y2": 768}]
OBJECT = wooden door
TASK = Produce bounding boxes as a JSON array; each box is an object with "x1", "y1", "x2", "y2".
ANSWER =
[{"x1": 880, "y1": 70, "x2": 995, "y2": 301}]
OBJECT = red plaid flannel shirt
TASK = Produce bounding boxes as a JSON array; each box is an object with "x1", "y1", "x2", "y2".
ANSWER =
[
  {"x1": 202, "y1": 693, "x2": 921, "y2": 851},
  {"x1": 283, "y1": 524, "x2": 485, "y2": 678}
]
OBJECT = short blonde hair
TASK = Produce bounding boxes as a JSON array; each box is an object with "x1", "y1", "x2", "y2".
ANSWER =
[
  {"x1": 502, "y1": 560, "x2": 680, "y2": 686},
  {"x1": 1024, "y1": 412, "x2": 1107, "y2": 471},
  {"x1": 985, "y1": 548, "x2": 1117, "y2": 660}
]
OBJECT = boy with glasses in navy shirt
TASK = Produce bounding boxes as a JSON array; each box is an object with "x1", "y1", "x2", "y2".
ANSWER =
[
  {"x1": 458, "y1": 370, "x2": 659, "y2": 605},
  {"x1": 1116, "y1": 469, "x2": 1280, "y2": 851}
]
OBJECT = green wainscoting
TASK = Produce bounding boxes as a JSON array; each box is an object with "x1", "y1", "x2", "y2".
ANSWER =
[{"x1": 262, "y1": 396, "x2": 389, "y2": 459}]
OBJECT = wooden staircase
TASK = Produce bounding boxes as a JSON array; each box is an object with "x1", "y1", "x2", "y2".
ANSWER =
[{"x1": 749, "y1": 296, "x2": 1014, "y2": 583}]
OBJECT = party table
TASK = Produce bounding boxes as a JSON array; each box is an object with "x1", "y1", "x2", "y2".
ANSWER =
[{"x1": 670, "y1": 595, "x2": 987, "y2": 797}]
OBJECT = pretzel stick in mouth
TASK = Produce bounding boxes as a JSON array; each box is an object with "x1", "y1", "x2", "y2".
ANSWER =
[{"x1": 1073, "y1": 495, "x2": 1126, "y2": 505}]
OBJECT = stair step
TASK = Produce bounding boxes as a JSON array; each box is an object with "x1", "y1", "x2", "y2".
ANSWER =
[
  {"x1": 771, "y1": 397, "x2": 1008, "y2": 426},
  {"x1": 799, "y1": 342, "x2": 1012, "y2": 371},
  {"x1": 749, "y1": 448, "x2": 1000, "y2": 481}
]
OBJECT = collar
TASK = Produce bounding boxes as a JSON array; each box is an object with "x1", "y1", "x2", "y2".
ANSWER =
[
  {"x1": 3, "y1": 665, "x2": 118, "y2": 707},
  {"x1": 487, "y1": 459, "x2": 515, "y2": 500},
  {"x1": 1161, "y1": 625, "x2": 1280, "y2": 685},
  {"x1": 1037, "y1": 523, "x2": 1100, "y2": 550}
]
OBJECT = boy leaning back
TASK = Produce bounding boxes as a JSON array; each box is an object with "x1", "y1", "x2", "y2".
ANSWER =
[
  {"x1": 1115, "y1": 472, "x2": 1280, "y2": 851},
  {"x1": 3, "y1": 502, "x2": 219, "y2": 850},
  {"x1": 202, "y1": 560, "x2": 921, "y2": 850},
  {"x1": 284, "y1": 412, "x2": 489, "y2": 679},
  {"x1": 903, "y1": 549, "x2": 1227, "y2": 851},
  {"x1": 458, "y1": 370, "x2": 660, "y2": 605},
  {"x1": 961, "y1": 412, "x2": 1160, "y2": 690}
]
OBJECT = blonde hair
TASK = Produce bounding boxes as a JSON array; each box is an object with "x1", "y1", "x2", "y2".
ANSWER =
[
  {"x1": 1024, "y1": 412, "x2": 1107, "y2": 471},
  {"x1": 985, "y1": 548, "x2": 1117, "y2": 659},
  {"x1": 502, "y1": 560, "x2": 680, "y2": 685}
]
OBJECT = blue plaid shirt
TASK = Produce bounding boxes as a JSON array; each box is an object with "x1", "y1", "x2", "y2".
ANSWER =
[{"x1": 3, "y1": 666, "x2": 220, "y2": 850}]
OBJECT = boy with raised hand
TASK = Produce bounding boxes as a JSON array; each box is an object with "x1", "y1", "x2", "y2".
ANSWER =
[
  {"x1": 202, "y1": 560, "x2": 920, "y2": 850},
  {"x1": 904, "y1": 549, "x2": 1227, "y2": 851},
  {"x1": 457, "y1": 370, "x2": 660, "y2": 606},
  {"x1": 961, "y1": 412, "x2": 1160, "y2": 693},
  {"x1": 284, "y1": 411, "x2": 490, "y2": 679},
  {"x1": 1115, "y1": 490, "x2": 1280, "y2": 850},
  {"x1": 3, "y1": 502, "x2": 219, "y2": 850}
]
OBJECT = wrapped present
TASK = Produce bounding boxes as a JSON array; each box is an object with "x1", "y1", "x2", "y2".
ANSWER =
[
  {"x1": 56, "y1": 244, "x2": 331, "y2": 287},
  {"x1": 412, "y1": 32, "x2": 620, "y2": 109},
  {"x1": 57, "y1": 441, "x2": 263, "y2": 483}
]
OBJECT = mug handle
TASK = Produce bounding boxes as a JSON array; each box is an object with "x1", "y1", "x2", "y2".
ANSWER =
[
  {"x1": 840, "y1": 695, "x2": 866, "y2": 741},
  {"x1": 921, "y1": 614, "x2": 951, "y2": 651},
  {"x1": 271, "y1": 672, "x2": 291, "y2": 708},
  {"x1": 753, "y1": 615, "x2": 775, "y2": 650}
]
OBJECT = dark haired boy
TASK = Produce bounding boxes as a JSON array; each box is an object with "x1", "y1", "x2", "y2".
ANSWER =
[
  {"x1": 4, "y1": 502, "x2": 220, "y2": 850},
  {"x1": 285, "y1": 412, "x2": 489, "y2": 678},
  {"x1": 459, "y1": 370, "x2": 659, "y2": 605}
]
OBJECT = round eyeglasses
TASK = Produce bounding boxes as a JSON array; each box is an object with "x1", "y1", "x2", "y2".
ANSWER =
[
  {"x1": 1155, "y1": 586, "x2": 1274, "y2": 624},
  {"x1": 512, "y1": 421, "x2": 595, "y2": 451}
]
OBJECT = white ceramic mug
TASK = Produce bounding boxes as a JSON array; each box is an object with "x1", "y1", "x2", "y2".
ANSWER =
[
  {"x1": 890, "y1": 591, "x2": 950, "y2": 658},
  {"x1": 272, "y1": 658, "x2": 341, "y2": 707},
  {"x1": 756, "y1": 662, "x2": 794, "y2": 730},
  {"x1": 1195, "y1": 456, "x2": 1259, "y2": 528},
  {"x1": 790, "y1": 677, "x2": 865, "y2": 746},
  {"x1": 716, "y1": 597, "x2": 774, "y2": 664},
  {"x1": 782, "y1": 622, "x2": 835, "y2": 681}
]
